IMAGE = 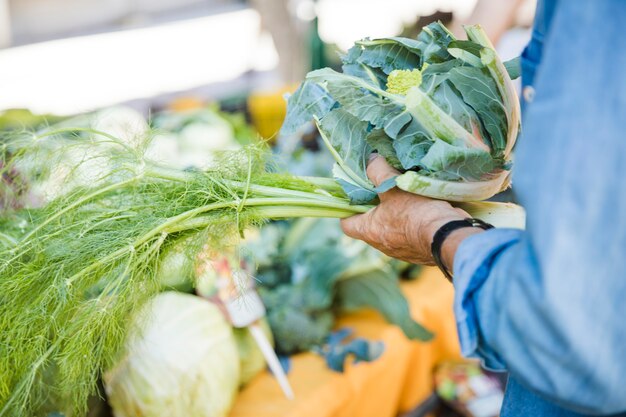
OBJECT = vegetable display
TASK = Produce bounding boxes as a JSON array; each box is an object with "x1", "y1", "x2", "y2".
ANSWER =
[
  {"x1": 245, "y1": 218, "x2": 430, "y2": 355},
  {"x1": 104, "y1": 292, "x2": 240, "y2": 417},
  {"x1": 0, "y1": 23, "x2": 526, "y2": 416},
  {"x1": 0, "y1": 127, "x2": 370, "y2": 417}
]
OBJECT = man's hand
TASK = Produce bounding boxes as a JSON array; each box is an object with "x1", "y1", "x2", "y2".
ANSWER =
[{"x1": 340, "y1": 155, "x2": 472, "y2": 265}]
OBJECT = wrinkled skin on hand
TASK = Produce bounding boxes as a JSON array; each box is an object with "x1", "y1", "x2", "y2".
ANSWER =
[{"x1": 340, "y1": 155, "x2": 468, "y2": 265}]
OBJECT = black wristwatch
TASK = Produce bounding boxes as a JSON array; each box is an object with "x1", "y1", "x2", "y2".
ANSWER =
[{"x1": 431, "y1": 218, "x2": 494, "y2": 282}]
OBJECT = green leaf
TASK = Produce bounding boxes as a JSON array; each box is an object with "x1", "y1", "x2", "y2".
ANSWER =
[
  {"x1": 405, "y1": 84, "x2": 487, "y2": 150},
  {"x1": 301, "y1": 247, "x2": 352, "y2": 309},
  {"x1": 392, "y1": 119, "x2": 432, "y2": 170},
  {"x1": 430, "y1": 80, "x2": 487, "y2": 142},
  {"x1": 341, "y1": 45, "x2": 388, "y2": 88},
  {"x1": 448, "y1": 40, "x2": 482, "y2": 57},
  {"x1": 336, "y1": 271, "x2": 433, "y2": 341},
  {"x1": 420, "y1": 139, "x2": 499, "y2": 181},
  {"x1": 447, "y1": 40, "x2": 484, "y2": 67},
  {"x1": 281, "y1": 81, "x2": 335, "y2": 135},
  {"x1": 333, "y1": 165, "x2": 377, "y2": 204},
  {"x1": 382, "y1": 110, "x2": 412, "y2": 139},
  {"x1": 420, "y1": 59, "x2": 464, "y2": 94},
  {"x1": 365, "y1": 130, "x2": 403, "y2": 170},
  {"x1": 317, "y1": 109, "x2": 377, "y2": 203},
  {"x1": 318, "y1": 108, "x2": 371, "y2": 180},
  {"x1": 503, "y1": 56, "x2": 521, "y2": 80},
  {"x1": 386, "y1": 37, "x2": 425, "y2": 54},
  {"x1": 308, "y1": 68, "x2": 404, "y2": 129},
  {"x1": 415, "y1": 21, "x2": 455, "y2": 64},
  {"x1": 374, "y1": 176, "x2": 397, "y2": 194},
  {"x1": 354, "y1": 38, "x2": 422, "y2": 74},
  {"x1": 447, "y1": 66, "x2": 508, "y2": 155}
]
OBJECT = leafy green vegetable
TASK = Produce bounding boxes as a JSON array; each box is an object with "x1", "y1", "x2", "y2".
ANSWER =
[
  {"x1": 282, "y1": 22, "x2": 521, "y2": 203},
  {"x1": 419, "y1": 139, "x2": 498, "y2": 181},
  {"x1": 248, "y1": 218, "x2": 430, "y2": 355},
  {"x1": 263, "y1": 287, "x2": 335, "y2": 354},
  {"x1": 336, "y1": 271, "x2": 432, "y2": 340},
  {"x1": 104, "y1": 292, "x2": 240, "y2": 417},
  {"x1": 316, "y1": 328, "x2": 385, "y2": 372},
  {"x1": 365, "y1": 129, "x2": 403, "y2": 170}
]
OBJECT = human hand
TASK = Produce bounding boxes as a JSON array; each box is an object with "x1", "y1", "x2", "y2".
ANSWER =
[{"x1": 340, "y1": 155, "x2": 471, "y2": 265}]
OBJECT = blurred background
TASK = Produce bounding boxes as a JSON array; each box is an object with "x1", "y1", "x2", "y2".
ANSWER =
[{"x1": 0, "y1": 0, "x2": 534, "y2": 120}]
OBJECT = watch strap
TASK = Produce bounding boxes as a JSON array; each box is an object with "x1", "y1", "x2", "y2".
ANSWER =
[{"x1": 431, "y1": 218, "x2": 494, "y2": 282}]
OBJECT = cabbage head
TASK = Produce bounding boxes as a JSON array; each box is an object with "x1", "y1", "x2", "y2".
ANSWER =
[{"x1": 104, "y1": 292, "x2": 240, "y2": 417}]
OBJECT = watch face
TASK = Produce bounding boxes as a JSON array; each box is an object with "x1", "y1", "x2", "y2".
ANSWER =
[{"x1": 469, "y1": 218, "x2": 494, "y2": 229}]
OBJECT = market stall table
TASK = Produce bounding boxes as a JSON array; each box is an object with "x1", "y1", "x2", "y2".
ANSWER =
[{"x1": 229, "y1": 267, "x2": 462, "y2": 417}]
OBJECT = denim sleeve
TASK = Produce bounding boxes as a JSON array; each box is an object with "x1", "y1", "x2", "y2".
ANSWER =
[{"x1": 452, "y1": 1, "x2": 626, "y2": 415}]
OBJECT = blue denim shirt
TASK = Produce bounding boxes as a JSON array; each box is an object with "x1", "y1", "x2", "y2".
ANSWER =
[{"x1": 452, "y1": 1, "x2": 626, "y2": 415}]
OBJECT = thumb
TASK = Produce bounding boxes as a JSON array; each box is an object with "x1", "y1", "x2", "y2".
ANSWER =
[
  {"x1": 340, "y1": 212, "x2": 369, "y2": 240},
  {"x1": 367, "y1": 154, "x2": 400, "y2": 187}
]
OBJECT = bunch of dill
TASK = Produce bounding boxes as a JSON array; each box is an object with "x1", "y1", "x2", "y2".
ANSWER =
[{"x1": 0, "y1": 128, "x2": 367, "y2": 416}]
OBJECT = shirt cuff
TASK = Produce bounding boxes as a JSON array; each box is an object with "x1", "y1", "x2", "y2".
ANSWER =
[{"x1": 452, "y1": 228, "x2": 524, "y2": 369}]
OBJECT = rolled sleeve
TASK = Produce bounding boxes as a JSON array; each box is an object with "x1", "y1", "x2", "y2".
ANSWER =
[{"x1": 452, "y1": 229, "x2": 523, "y2": 370}]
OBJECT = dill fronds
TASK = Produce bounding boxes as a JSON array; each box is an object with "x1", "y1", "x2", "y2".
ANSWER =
[{"x1": 0, "y1": 129, "x2": 369, "y2": 416}]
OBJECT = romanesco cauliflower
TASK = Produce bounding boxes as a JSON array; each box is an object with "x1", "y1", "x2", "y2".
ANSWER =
[{"x1": 385, "y1": 69, "x2": 423, "y2": 95}]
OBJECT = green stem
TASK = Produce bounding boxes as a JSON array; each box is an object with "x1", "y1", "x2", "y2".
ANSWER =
[
  {"x1": 404, "y1": 87, "x2": 490, "y2": 152},
  {"x1": 225, "y1": 180, "x2": 343, "y2": 203},
  {"x1": 299, "y1": 176, "x2": 345, "y2": 193},
  {"x1": 142, "y1": 164, "x2": 193, "y2": 182},
  {"x1": 169, "y1": 205, "x2": 368, "y2": 233},
  {"x1": 464, "y1": 25, "x2": 520, "y2": 158},
  {"x1": 65, "y1": 197, "x2": 370, "y2": 285},
  {"x1": 158, "y1": 197, "x2": 369, "y2": 236},
  {"x1": 144, "y1": 164, "x2": 345, "y2": 203}
]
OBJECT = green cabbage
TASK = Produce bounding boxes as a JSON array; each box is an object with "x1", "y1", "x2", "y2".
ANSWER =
[{"x1": 104, "y1": 292, "x2": 240, "y2": 417}]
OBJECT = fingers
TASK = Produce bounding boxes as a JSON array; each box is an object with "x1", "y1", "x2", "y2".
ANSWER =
[
  {"x1": 366, "y1": 154, "x2": 400, "y2": 187},
  {"x1": 340, "y1": 213, "x2": 368, "y2": 240}
]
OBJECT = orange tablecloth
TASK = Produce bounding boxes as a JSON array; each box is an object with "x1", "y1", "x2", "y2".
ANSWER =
[{"x1": 229, "y1": 267, "x2": 462, "y2": 417}]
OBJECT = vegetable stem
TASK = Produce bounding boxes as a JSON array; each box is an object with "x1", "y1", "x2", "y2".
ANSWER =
[
  {"x1": 65, "y1": 197, "x2": 370, "y2": 285},
  {"x1": 464, "y1": 25, "x2": 521, "y2": 158},
  {"x1": 144, "y1": 164, "x2": 345, "y2": 203},
  {"x1": 170, "y1": 206, "x2": 363, "y2": 232},
  {"x1": 404, "y1": 87, "x2": 490, "y2": 152}
]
